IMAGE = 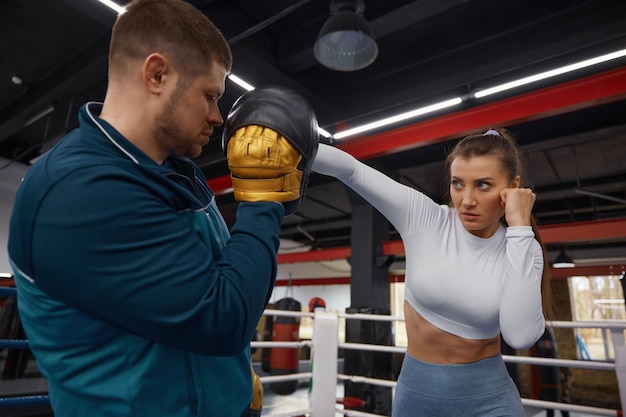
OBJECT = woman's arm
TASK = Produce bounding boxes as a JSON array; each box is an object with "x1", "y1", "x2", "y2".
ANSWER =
[
  {"x1": 312, "y1": 143, "x2": 443, "y2": 235},
  {"x1": 499, "y1": 226, "x2": 546, "y2": 349}
]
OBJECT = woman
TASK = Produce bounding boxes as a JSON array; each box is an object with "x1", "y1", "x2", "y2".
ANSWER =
[{"x1": 312, "y1": 129, "x2": 551, "y2": 416}]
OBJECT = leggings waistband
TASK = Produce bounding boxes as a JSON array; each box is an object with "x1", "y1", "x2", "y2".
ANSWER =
[{"x1": 397, "y1": 353, "x2": 514, "y2": 398}]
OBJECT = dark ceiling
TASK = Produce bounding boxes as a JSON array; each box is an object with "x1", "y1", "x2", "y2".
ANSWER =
[{"x1": 1, "y1": 0, "x2": 626, "y2": 272}]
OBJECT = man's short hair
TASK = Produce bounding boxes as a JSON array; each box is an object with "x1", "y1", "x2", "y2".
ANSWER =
[{"x1": 109, "y1": 0, "x2": 232, "y2": 79}]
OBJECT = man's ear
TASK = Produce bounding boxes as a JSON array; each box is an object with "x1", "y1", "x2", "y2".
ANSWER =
[{"x1": 143, "y1": 53, "x2": 169, "y2": 93}]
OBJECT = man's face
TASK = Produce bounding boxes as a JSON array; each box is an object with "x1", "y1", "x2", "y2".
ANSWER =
[{"x1": 155, "y1": 63, "x2": 227, "y2": 159}]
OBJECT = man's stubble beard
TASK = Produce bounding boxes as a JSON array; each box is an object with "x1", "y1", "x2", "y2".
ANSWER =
[{"x1": 154, "y1": 86, "x2": 203, "y2": 159}]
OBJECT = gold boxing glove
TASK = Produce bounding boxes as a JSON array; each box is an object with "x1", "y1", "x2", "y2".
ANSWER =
[
  {"x1": 247, "y1": 365, "x2": 263, "y2": 416},
  {"x1": 222, "y1": 86, "x2": 319, "y2": 216},
  {"x1": 226, "y1": 125, "x2": 303, "y2": 204}
]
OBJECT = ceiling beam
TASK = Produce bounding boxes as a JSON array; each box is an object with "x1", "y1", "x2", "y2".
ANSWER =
[
  {"x1": 278, "y1": 247, "x2": 351, "y2": 264},
  {"x1": 276, "y1": 218, "x2": 626, "y2": 264},
  {"x1": 208, "y1": 65, "x2": 626, "y2": 193},
  {"x1": 550, "y1": 265, "x2": 625, "y2": 279},
  {"x1": 539, "y1": 218, "x2": 626, "y2": 244},
  {"x1": 273, "y1": 265, "x2": 625, "y2": 284},
  {"x1": 339, "y1": 65, "x2": 626, "y2": 159}
]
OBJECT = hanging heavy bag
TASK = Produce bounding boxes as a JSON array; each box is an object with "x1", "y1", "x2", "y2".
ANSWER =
[
  {"x1": 530, "y1": 328, "x2": 561, "y2": 402},
  {"x1": 261, "y1": 309, "x2": 273, "y2": 373},
  {"x1": 269, "y1": 297, "x2": 301, "y2": 395}
]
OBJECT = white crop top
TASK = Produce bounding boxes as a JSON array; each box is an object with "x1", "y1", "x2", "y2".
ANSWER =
[{"x1": 312, "y1": 144, "x2": 545, "y2": 349}]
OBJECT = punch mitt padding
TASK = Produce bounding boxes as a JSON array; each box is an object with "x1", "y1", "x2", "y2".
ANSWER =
[{"x1": 222, "y1": 85, "x2": 319, "y2": 215}]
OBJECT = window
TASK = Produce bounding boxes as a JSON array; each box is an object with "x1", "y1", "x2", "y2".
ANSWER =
[
  {"x1": 390, "y1": 282, "x2": 407, "y2": 347},
  {"x1": 568, "y1": 274, "x2": 626, "y2": 361}
]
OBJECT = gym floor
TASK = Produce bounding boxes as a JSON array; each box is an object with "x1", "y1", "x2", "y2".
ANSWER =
[
  {"x1": 0, "y1": 358, "x2": 607, "y2": 417},
  {"x1": 262, "y1": 384, "x2": 600, "y2": 417}
]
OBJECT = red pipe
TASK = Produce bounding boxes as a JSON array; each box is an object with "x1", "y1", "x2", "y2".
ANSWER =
[{"x1": 277, "y1": 218, "x2": 626, "y2": 264}]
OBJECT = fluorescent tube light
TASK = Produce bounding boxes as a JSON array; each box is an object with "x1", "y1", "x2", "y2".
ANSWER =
[
  {"x1": 226, "y1": 74, "x2": 330, "y2": 138},
  {"x1": 333, "y1": 97, "x2": 463, "y2": 140},
  {"x1": 98, "y1": 0, "x2": 126, "y2": 14},
  {"x1": 552, "y1": 249, "x2": 575, "y2": 268},
  {"x1": 227, "y1": 74, "x2": 255, "y2": 91},
  {"x1": 317, "y1": 128, "x2": 331, "y2": 138},
  {"x1": 24, "y1": 106, "x2": 55, "y2": 127},
  {"x1": 473, "y1": 48, "x2": 626, "y2": 99},
  {"x1": 553, "y1": 261, "x2": 575, "y2": 269}
]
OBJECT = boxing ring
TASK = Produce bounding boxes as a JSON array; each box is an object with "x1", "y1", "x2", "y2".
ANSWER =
[
  {"x1": 254, "y1": 308, "x2": 626, "y2": 417},
  {"x1": 1, "y1": 285, "x2": 625, "y2": 416}
]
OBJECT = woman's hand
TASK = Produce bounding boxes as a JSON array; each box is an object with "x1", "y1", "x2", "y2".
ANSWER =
[{"x1": 500, "y1": 187, "x2": 536, "y2": 226}]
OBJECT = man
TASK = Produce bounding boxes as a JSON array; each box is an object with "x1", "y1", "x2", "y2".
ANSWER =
[{"x1": 7, "y1": 0, "x2": 318, "y2": 416}]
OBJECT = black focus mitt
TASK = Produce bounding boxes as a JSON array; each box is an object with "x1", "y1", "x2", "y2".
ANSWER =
[{"x1": 222, "y1": 86, "x2": 319, "y2": 216}]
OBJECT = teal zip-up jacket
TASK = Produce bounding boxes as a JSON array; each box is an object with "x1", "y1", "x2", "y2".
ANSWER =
[{"x1": 8, "y1": 102, "x2": 283, "y2": 417}]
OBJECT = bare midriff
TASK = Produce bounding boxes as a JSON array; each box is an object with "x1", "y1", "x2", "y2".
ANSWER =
[{"x1": 404, "y1": 300, "x2": 501, "y2": 364}]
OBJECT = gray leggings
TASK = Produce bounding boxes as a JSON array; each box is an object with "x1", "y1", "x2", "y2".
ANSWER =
[{"x1": 392, "y1": 353, "x2": 524, "y2": 417}]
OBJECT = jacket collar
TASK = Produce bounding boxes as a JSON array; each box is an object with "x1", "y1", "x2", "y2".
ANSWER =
[
  {"x1": 80, "y1": 102, "x2": 212, "y2": 199},
  {"x1": 81, "y1": 102, "x2": 161, "y2": 168}
]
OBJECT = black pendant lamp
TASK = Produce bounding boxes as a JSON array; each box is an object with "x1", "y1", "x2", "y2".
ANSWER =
[
  {"x1": 552, "y1": 248, "x2": 575, "y2": 268},
  {"x1": 313, "y1": 0, "x2": 378, "y2": 71}
]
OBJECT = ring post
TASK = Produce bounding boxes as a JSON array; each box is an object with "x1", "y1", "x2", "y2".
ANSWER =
[
  {"x1": 610, "y1": 327, "x2": 626, "y2": 414},
  {"x1": 310, "y1": 310, "x2": 338, "y2": 417}
]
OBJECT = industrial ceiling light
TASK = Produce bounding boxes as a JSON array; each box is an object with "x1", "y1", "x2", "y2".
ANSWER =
[
  {"x1": 553, "y1": 249, "x2": 575, "y2": 269},
  {"x1": 333, "y1": 96, "x2": 463, "y2": 140},
  {"x1": 227, "y1": 74, "x2": 332, "y2": 138},
  {"x1": 227, "y1": 74, "x2": 255, "y2": 91},
  {"x1": 314, "y1": 0, "x2": 378, "y2": 71},
  {"x1": 24, "y1": 105, "x2": 55, "y2": 128},
  {"x1": 473, "y1": 47, "x2": 626, "y2": 98},
  {"x1": 97, "y1": 0, "x2": 126, "y2": 14}
]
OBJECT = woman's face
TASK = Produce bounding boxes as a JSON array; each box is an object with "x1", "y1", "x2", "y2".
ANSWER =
[{"x1": 450, "y1": 154, "x2": 518, "y2": 238}]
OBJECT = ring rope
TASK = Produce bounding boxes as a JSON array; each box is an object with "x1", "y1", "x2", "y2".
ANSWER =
[
  {"x1": 1, "y1": 294, "x2": 624, "y2": 415},
  {"x1": 0, "y1": 395, "x2": 50, "y2": 408}
]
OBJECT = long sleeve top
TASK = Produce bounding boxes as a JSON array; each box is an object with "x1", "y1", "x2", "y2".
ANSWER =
[
  {"x1": 8, "y1": 102, "x2": 283, "y2": 417},
  {"x1": 312, "y1": 143, "x2": 545, "y2": 349}
]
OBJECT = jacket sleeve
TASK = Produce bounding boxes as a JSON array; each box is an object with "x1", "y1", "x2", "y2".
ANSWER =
[
  {"x1": 499, "y1": 226, "x2": 546, "y2": 349},
  {"x1": 312, "y1": 143, "x2": 444, "y2": 235},
  {"x1": 26, "y1": 166, "x2": 282, "y2": 355}
]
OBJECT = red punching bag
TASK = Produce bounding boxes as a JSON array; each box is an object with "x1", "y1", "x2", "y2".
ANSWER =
[
  {"x1": 308, "y1": 297, "x2": 326, "y2": 313},
  {"x1": 270, "y1": 297, "x2": 301, "y2": 395},
  {"x1": 261, "y1": 309, "x2": 273, "y2": 373}
]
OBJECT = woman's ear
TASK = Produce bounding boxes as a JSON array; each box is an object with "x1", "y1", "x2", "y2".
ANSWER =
[{"x1": 511, "y1": 175, "x2": 521, "y2": 188}]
